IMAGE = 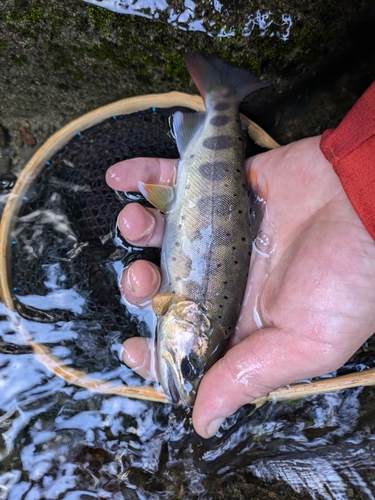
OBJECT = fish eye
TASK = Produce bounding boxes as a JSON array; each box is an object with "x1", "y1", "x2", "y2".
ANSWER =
[{"x1": 181, "y1": 355, "x2": 202, "y2": 381}]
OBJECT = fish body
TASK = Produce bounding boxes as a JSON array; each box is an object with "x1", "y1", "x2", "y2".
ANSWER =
[{"x1": 140, "y1": 53, "x2": 267, "y2": 406}]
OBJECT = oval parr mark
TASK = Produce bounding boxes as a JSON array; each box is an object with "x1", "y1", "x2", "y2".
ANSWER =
[
  {"x1": 199, "y1": 161, "x2": 231, "y2": 181},
  {"x1": 209, "y1": 115, "x2": 230, "y2": 126},
  {"x1": 214, "y1": 102, "x2": 230, "y2": 111},
  {"x1": 202, "y1": 135, "x2": 235, "y2": 150}
]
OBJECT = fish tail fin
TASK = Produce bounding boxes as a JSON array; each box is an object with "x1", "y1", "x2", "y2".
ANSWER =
[{"x1": 184, "y1": 52, "x2": 268, "y2": 104}]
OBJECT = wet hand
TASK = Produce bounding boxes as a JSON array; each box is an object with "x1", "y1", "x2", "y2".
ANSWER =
[{"x1": 106, "y1": 137, "x2": 375, "y2": 439}]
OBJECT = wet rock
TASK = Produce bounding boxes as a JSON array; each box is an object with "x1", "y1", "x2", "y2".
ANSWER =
[
  {"x1": 0, "y1": 156, "x2": 11, "y2": 174},
  {"x1": 0, "y1": 172, "x2": 17, "y2": 190},
  {"x1": 0, "y1": 125, "x2": 8, "y2": 147},
  {"x1": 20, "y1": 144, "x2": 36, "y2": 164},
  {"x1": 18, "y1": 126, "x2": 36, "y2": 146}
]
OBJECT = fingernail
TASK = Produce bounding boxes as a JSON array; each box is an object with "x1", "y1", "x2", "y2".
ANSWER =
[
  {"x1": 206, "y1": 417, "x2": 225, "y2": 437},
  {"x1": 148, "y1": 263, "x2": 161, "y2": 288},
  {"x1": 140, "y1": 210, "x2": 155, "y2": 239},
  {"x1": 124, "y1": 267, "x2": 135, "y2": 292}
]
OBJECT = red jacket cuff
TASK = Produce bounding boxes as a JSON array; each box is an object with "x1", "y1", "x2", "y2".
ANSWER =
[{"x1": 320, "y1": 82, "x2": 375, "y2": 240}]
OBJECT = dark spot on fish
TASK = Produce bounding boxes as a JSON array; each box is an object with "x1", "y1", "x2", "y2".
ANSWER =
[
  {"x1": 247, "y1": 251, "x2": 251, "y2": 256},
  {"x1": 193, "y1": 229, "x2": 202, "y2": 240},
  {"x1": 178, "y1": 224, "x2": 182, "y2": 229},
  {"x1": 199, "y1": 161, "x2": 230, "y2": 181},
  {"x1": 175, "y1": 242, "x2": 180, "y2": 246},
  {"x1": 190, "y1": 154, "x2": 194, "y2": 158},
  {"x1": 214, "y1": 102, "x2": 230, "y2": 111},
  {"x1": 242, "y1": 183, "x2": 246, "y2": 189},
  {"x1": 236, "y1": 169, "x2": 240, "y2": 173},
  {"x1": 217, "y1": 263, "x2": 222, "y2": 268},
  {"x1": 238, "y1": 210, "x2": 243, "y2": 214},
  {"x1": 181, "y1": 215, "x2": 186, "y2": 220},
  {"x1": 186, "y1": 184, "x2": 190, "y2": 190},
  {"x1": 172, "y1": 257, "x2": 177, "y2": 261},
  {"x1": 224, "y1": 183, "x2": 228, "y2": 187},
  {"x1": 232, "y1": 246, "x2": 236, "y2": 250},
  {"x1": 233, "y1": 193, "x2": 237, "y2": 197},
  {"x1": 202, "y1": 135, "x2": 235, "y2": 150},
  {"x1": 218, "y1": 315, "x2": 222, "y2": 319},
  {"x1": 176, "y1": 276, "x2": 181, "y2": 281},
  {"x1": 223, "y1": 281, "x2": 227, "y2": 285},
  {"x1": 209, "y1": 115, "x2": 230, "y2": 126},
  {"x1": 234, "y1": 260, "x2": 238, "y2": 264},
  {"x1": 197, "y1": 195, "x2": 233, "y2": 215},
  {"x1": 238, "y1": 137, "x2": 242, "y2": 141},
  {"x1": 242, "y1": 237, "x2": 246, "y2": 241},
  {"x1": 224, "y1": 296, "x2": 228, "y2": 300},
  {"x1": 212, "y1": 227, "x2": 235, "y2": 245}
]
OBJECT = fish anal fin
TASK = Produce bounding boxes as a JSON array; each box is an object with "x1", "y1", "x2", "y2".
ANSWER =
[{"x1": 138, "y1": 182, "x2": 174, "y2": 213}]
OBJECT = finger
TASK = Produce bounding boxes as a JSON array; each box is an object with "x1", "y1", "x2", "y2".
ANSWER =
[
  {"x1": 121, "y1": 260, "x2": 161, "y2": 305},
  {"x1": 122, "y1": 337, "x2": 158, "y2": 382},
  {"x1": 192, "y1": 326, "x2": 347, "y2": 439},
  {"x1": 118, "y1": 203, "x2": 165, "y2": 247},
  {"x1": 106, "y1": 158, "x2": 178, "y2": 191}
]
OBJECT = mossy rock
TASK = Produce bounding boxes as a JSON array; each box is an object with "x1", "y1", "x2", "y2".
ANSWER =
[{"x1": 0, "y1": 0, "x2": 375, "y2": 148}]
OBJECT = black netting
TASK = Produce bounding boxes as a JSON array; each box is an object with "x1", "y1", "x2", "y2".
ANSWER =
[{"x1": 10, "y1": 107, "x2": 189, "y2": 373}]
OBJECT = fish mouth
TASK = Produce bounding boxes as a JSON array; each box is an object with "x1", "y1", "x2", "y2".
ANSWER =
[{"x1": 160, "y1": 349, "x2": 182, "y2": 405}]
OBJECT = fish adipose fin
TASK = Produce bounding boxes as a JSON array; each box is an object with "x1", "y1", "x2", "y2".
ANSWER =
[
  {"x1": 184, "y1": 52, "x2": 268, "y2": 104},
  {"x1": 138, "y1": 181, "x2": 175, "y2": 213},
  {"x1": 172, "y1": 110, "x2": 205, "y2": 156}
]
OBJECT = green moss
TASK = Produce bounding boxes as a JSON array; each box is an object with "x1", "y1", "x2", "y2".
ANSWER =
[
  {"x1": 10, "y1": 53, "x2": 28, "y2": 66},
  {"x1": 164, "y1": 52, "x2": 187, "y2": 79},
  {"x1": 0, "y1": 39, "x2": 10, "y2": 50},
  {"x1": 86, "y1": 4, "x2": 114, "y2": 34},
  {"x1": 22, "y1": 7, "x2": 44, "y2": 24}
]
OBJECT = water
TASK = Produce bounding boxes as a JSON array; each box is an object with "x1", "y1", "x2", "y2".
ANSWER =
[
  {"x1": 1, "y1": 107, "x2": 375, "y2": 499},
  {"x1": 1, "y1": 309, "x2": 375, "y2": 500},
  {"x1": 82, "y1": 0, "x2": 293, "y2": 39}
]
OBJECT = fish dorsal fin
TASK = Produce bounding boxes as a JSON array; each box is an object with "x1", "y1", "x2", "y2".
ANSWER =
[
  {"x1": 138, "y1": 181, "x2": 175, "y2": 213},
  {"x1": 184, "y1": 52, "x2": 268, "y2": 104},
  {"x1": 173, "y1": 110, "x2": 205, "y2": 156}
]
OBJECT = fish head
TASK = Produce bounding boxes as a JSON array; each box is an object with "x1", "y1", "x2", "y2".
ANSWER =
[{"x1": 157, "y1": 299, "x2": 216, "y2": 407}]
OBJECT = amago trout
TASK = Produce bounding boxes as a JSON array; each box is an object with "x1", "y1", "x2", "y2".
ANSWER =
[{"x1": 139, "y1": 53, "x2": 267, "y2": 406}]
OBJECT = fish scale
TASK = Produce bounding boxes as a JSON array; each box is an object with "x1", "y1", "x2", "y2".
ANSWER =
[{"x1": 163, "y1": 99, "x2": 251, "y2": 331}]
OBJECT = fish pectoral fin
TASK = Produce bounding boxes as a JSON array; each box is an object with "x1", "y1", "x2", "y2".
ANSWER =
[
  {"x1": 173, "y1": 110, "x2": 205, "y2": 156},
  {"x1": 138, "y1": 182, "x2": 175, "y2": 213},
  {"x1": 152, "y1": 293, "x2": 175, "y2": 315}
]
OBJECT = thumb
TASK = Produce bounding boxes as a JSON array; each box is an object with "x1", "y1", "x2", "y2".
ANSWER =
[{"x1": 192, "y1": 326, "x2": 335, "y2": 439}]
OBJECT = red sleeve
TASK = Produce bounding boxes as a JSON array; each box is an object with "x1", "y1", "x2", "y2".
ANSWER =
[{"x1": 320, "y1": 81, "x2": 375, "y2": 240}]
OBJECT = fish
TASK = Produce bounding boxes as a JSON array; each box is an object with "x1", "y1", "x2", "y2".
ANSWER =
[{"x1": 139, "y1": 52, "x2": 268, "y2": 406}]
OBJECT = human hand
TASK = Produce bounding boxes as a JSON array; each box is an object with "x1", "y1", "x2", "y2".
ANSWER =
[{"x1": 106, "y1": 136, "x2": 375, "y2": 438}]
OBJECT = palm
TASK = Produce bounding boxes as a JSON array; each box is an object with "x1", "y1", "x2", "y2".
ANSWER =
[
  {"x1": 236, "y1": 137, "x2": 375, "y2": 380},
  {"x1": 106, "y1": 136, "x2": 375, "y2": 438}
]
